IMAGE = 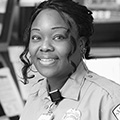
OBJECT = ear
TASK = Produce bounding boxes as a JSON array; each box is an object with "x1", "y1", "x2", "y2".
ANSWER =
[{"x1": 78, "y1": 36, "x2": 86, "y2": 50}]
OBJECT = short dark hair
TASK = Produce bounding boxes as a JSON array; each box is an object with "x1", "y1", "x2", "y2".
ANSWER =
[{"x1": 20, "y1": 0, "x2": 94, "y2": 84}]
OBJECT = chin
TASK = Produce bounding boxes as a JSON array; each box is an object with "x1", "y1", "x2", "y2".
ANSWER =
[{"x1": 39, "y1": 69, "x2": 58, "y2": 78}]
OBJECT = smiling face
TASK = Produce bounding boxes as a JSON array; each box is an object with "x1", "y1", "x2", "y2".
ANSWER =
[{"x1": 29, "y1": 9, "x2": 82, "y2": 81}]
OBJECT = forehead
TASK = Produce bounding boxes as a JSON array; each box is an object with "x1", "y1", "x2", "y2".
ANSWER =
[{"x1": 32, "y1": 9, "x2": 68, "y2": 29}]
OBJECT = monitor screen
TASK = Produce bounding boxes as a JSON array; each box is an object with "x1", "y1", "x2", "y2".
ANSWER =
[
  {"x1": 0, "y1": 0, "x2": 7, "y2": 36},
  {"x1": 0, "y1": 0, "x2": 17, "y2": 51}
]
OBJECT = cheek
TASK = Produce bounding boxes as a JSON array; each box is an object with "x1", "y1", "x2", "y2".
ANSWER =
[
  {"x1": 28, "y1": 42, "x2": 39, "y2": 59},
  {"x1": 56, "y1": 42, "x2": 71, "y2": 59}
]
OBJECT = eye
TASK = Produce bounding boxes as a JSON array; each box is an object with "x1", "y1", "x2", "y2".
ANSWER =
[
  {"x1": 53, "y1": 35, "x2": 65, "y2": 41},
  {"x1": 31, "y1": 35, "x2": 41, "y2": 41}
]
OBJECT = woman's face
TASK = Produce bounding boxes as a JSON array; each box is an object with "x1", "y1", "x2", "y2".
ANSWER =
[{"x1": 29, "y1": 9, "x2": 82, "y2": 79}]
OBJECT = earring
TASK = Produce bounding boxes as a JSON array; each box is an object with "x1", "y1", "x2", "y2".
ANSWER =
[
  {"x1": 81, "y1": 47, "x2": 86, "y2": 64},
  {"x1": 81, "y1": 47, "x2": 86, "y2": 59}
]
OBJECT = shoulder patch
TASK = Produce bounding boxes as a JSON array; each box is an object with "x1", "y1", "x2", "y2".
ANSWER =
[{"x1": 112, "y1": 104, "x2": 120, "y2": 120}]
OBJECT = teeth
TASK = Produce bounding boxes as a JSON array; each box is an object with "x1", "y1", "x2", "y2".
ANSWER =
[
  {"x1": 39, "y1": 58, "x2": 55, "y2": 65},
  {"x1": 41, "y1": 59, "x2": 54, "y2": 62}
]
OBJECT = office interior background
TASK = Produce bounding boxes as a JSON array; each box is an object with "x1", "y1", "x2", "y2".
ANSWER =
[{"x1": 0, "y1": 0, "x2": 120, "y2": 119}]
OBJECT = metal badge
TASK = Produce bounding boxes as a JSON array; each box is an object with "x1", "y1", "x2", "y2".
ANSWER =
[{"x1": 62, "y1": 108, "x2": 81, "y2": 120}]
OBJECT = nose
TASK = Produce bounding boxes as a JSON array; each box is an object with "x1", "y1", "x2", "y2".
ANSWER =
[{"x1": 39, "y1": 39, "x2": 54, "y2": 52}]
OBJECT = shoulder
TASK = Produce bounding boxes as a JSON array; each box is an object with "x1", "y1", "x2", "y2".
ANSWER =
[
  {"x1": 85, "y1": 71, "x2": 120, "y2": 103},
  {"x1": 85, "y1": 71, "x2": 120, "y2": 120}
]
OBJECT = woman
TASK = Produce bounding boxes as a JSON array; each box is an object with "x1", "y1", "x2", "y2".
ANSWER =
[{"x1": 19, "y1": 0, "x2": 120, "y2": 120}]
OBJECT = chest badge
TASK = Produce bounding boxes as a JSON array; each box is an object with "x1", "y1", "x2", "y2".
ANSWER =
[{"x1": 62, "y1": 108, "x2": 81, "y2": 120}]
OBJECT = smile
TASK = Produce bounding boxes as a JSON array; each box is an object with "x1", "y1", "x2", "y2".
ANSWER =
[{"x1": 39, "y1": 58, "x2": 56, "y2": 66}]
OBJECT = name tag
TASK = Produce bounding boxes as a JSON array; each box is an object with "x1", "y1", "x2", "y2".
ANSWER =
[{"x1": 38, "y1": 113, "x2": 54, "y2": 120}]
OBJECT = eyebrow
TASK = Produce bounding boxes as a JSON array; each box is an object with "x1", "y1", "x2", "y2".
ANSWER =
[
  {"x1": 51, "y1": 26, "x2": 68, "y2": 30},
  {"x1": 31, "y1": 26, "x2": 68, "y2": 31},
  {"x1": 31, "y1": 28, "x2": 40, "y2": 31}
]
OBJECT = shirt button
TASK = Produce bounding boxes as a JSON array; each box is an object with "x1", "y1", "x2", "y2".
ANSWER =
[{"x1": 88, "y1": 75, "x2": 93, "y2": 78}]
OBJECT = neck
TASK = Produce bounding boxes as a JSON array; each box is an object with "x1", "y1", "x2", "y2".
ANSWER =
[{"x1": 47, "y1": 75, "x2": 69, "y2": 92}]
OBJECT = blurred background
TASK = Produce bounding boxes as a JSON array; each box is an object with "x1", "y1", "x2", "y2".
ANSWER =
[{"x1": 0, "y1": 0, "x2": 120, "y2": 119}]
